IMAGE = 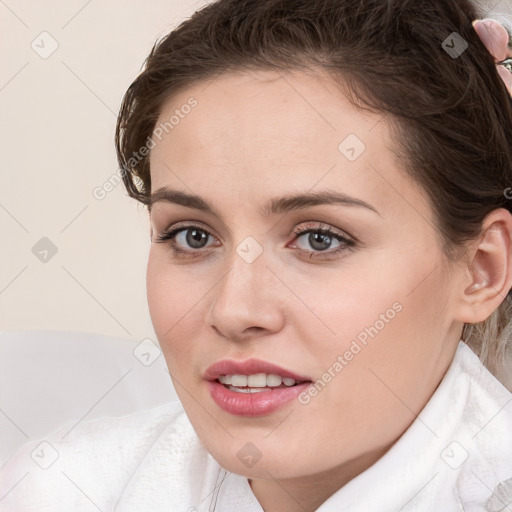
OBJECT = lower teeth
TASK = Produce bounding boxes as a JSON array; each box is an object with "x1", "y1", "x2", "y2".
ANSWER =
[
  {"x1": 225, "y1": 384, "x2": 294, "y2": 393},
  {"x1": 227, "y1": 385, "x2": 270, "y2": 393}
]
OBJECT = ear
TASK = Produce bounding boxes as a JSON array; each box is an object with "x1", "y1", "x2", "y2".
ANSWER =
[{"x1": 454, "y1": 208, "x2": 512, "y2": 324}]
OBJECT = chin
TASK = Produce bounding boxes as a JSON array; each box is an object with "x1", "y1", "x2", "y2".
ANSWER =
[
  {"x1": 203, "y1": 437, "x2": 324, "y2": 481},
  {"x1": 212, "y1": 452, "x2": 302, "y2": 480}
]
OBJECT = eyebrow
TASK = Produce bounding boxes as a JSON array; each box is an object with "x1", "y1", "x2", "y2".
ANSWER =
[{"x1": 148, "y1": 187, "x2": 380, "y2": 218}]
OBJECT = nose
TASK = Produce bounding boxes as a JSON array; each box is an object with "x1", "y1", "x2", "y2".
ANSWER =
[{"x1": 205, "y1": 248, "x2": 285, "y2": 343}]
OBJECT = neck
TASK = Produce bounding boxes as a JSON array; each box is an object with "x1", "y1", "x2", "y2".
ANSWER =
[{"x1": 248, "y1": 443, "x2": 391, "y2": 512}]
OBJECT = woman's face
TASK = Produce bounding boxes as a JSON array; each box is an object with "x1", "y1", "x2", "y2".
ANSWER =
[{"x1": 147, "y1": 69, "x2": 465, "y2": 480}]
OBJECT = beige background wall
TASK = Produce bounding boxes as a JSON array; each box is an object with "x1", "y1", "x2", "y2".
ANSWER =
[
  {"x1": 0, "y1": 0, "x2": 209, "y2": 343},
  {"x1": 0, "y1": 0, "x2": 510, "y2": 343}
]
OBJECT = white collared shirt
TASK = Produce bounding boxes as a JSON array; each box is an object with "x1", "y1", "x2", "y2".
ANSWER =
[{"x1": 1, "y1": 341, "x2": 511, "y2": 511}]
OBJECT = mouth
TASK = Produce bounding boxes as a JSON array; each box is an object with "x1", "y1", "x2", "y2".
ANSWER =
[{"x1": 203, "y1": 359, "x2": 313, "y2": 416}]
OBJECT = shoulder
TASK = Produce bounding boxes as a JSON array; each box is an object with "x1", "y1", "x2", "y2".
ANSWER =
[{"x1": 0, "y1": 400, "x2": 189, "y2": 510}]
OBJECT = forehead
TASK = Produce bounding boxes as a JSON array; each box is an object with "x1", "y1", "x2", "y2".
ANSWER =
[
  {"x1": 148, "y1": 68, "x2": 424, "y2": 219},
  {"x1": 151, "y1": 68, "x2": 382, "y2": 166}
]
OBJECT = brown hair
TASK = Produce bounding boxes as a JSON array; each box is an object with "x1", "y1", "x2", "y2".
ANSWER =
[{"x1": 115, "y1": 0, "x2": 512, "y2": 387}]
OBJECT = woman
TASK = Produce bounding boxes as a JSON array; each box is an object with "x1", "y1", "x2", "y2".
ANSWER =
[{"x1": 1, "y1": 1, "x2": 512, "y2": 510}]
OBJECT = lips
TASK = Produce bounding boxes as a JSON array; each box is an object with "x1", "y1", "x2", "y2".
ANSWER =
[
  {"x1": 203, "y1": 358, "x2": 312, "y2": 383},
  {"x1": 203, "y1": 358, "x2": 314, "y2": 416}
]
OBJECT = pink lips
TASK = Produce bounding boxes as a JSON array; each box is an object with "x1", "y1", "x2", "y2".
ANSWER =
[{"x1": 203, "y1": 358, "x2": 313, "y2": 417}]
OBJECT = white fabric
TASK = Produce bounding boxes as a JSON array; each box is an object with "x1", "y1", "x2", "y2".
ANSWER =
[
  {"x1": 0, "y1": 329, "x2": 177, "y2": 466},
  {"x1": 1, "y1": 341, "x2": 511, "y2": 511}
]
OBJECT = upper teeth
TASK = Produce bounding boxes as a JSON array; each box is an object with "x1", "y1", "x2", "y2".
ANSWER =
[{"x1": 218, "y1": 373, "x2": 297, "y2": 387}]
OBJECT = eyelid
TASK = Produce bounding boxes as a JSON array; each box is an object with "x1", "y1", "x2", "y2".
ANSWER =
[
  {"x1": 292, "y1": 221, "x2": 356, "y2": 241},
  {"x1": 154, "y1": 220, "x2": 217, "y2": 240}
]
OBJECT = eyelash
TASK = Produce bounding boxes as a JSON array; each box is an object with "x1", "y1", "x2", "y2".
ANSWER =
[{"x1": 154, "y1": 222, "x2": 356, "y2": 260}]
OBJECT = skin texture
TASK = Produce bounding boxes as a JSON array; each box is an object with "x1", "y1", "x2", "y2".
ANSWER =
[
  {"x1": 474, "y1": 18, "x2": 512, "y2": 94},
  {"x1": 146, "y1": 67, "x2": 512, "y2": 512}
]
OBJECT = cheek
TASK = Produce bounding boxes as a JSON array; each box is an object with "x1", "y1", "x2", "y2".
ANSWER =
[
  {"x1": 147, "y1": 252, "x2": 191, "y2": 346},
  {"x1": 146, "y1": 250, "x2": 211, "y2": 364},
  {"x1": 286, "y1": 261, "x2": 404, "y2": 351},
  {"x1": 297, "y1": 248, "x2": 449, "y2": 378},
  {"x1": 146, "y1": 252, "x2": 175, "y2": 335}
]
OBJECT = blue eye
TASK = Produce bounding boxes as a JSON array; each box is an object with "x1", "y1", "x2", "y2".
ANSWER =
[{"x1": 154, "y1": 222, "x2": 356, "y2": 260}]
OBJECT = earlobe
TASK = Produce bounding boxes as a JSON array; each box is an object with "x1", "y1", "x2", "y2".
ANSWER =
[{"x1": 456, "y1": 208, "x2": 512, "y2": 324}]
